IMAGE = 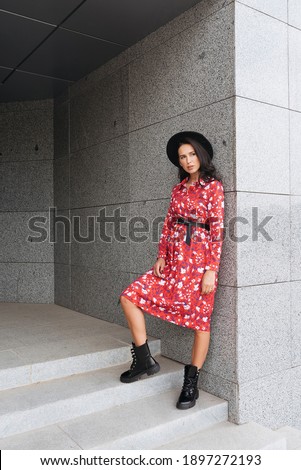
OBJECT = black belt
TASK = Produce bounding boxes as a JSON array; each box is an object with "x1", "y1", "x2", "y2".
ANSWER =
[{"x1": 176, "y1": 217, "x2": 210, "y2": 246}]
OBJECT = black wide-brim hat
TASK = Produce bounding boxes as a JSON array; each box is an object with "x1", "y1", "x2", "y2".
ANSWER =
[{"x1": 166, "y1": 131, "x2": 213, "y2": 167}]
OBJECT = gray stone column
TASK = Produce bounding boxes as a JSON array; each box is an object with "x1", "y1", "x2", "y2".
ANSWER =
[{"x1": 231, "y1": 0, "x2": 301, "y2": 429}]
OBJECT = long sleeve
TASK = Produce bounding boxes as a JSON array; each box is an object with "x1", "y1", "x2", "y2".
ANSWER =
[
  {"x1": 157, "y1": 190, "x2": 175, "y2": 260},
  {"x1": 205, "y1": 180, "x2": 225, "y2": 272}
]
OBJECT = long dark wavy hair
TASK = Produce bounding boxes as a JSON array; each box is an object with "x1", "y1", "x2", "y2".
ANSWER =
[{"x1": 176, "y1": 137, "x2": 223, "y2": 185}]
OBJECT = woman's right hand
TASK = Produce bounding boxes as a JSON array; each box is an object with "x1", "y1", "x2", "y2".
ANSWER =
[{"x1": 154, "y1": 257, "x2": 166, "y2": 277}]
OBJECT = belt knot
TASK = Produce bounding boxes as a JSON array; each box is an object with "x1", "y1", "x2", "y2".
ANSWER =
[{"x1": 176, "y1": 217, "x2": 210, "y2": 246}]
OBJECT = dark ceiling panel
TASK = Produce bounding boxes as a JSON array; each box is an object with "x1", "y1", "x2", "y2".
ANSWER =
[
  {"x1": 18, "y1": 28, "x2": 126, "y2": 82},
  {"x1": 0, "y1": 10, "x2": 55, "y2": 69},
  {"x1": 0, "y1": 0, "x2": 203, "y2": 102},
  {"x1": 63, "y1": 0, "x2": 201, "y2": 45},
  {"x1": 0, "y1": 70, "x2": 70, "y2": 102},
  {"x1": 0, "y1": 66, "x2": 13, "y2": 82},
  {"x1": 0, "y1": 0, "x2": 86, "y2": 25}
]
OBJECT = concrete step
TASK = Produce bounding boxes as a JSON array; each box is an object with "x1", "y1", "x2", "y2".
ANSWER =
[
  {"x1": 0, "y1": 355, "x2": 183, "y2": 439},
  {"x1": 0, "y1": 388, "x2": 228, "y2": 449},
  {"x1": 0, "y1": 424, "x2": 82, "y2": 450},
  {"x1": 275, "y1": 425, "x2": 301, "y2": 450},
  {"x1": 0, "y1": 330, "x2": 160, "y2": 391},
  {"x1": 159, "y1": 420, "x2": 287, "y2": 450}
]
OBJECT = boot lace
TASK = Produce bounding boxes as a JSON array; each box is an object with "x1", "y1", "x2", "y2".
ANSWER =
[
  {"x1": 182, "y1": 376, "x2": 195, "y2": 392},
  {"x1": 182, "y1": 371, "x2": 199, "y2": 395},
  {"x1": 130, "y1": 346, "x2": 137, "y2": 370}
]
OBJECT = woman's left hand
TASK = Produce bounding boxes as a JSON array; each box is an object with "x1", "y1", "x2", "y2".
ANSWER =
[{"x1": 201, "y1": 270, "x2": 216, "y2": 295}]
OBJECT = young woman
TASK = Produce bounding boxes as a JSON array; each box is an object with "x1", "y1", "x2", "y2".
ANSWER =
[{"x1": 119, "y1": 131, "x2": 224, "y2": 410}]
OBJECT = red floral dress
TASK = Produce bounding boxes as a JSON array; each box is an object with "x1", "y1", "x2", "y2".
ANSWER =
[{"x1": 120, "y1": 176, "x2": 225, "y2": 331}]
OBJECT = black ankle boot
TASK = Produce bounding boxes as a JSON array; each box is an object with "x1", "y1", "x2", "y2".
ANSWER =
[
  {"x1": 120, "y1": 340, "x2": 160, "y2": 383},
  {"x1": 176, "y1": 364, "x2": 200, "y2": 410}
]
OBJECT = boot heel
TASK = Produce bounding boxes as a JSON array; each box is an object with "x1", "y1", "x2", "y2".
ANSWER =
[{"x1": 147, "y1": 362, "x2": 160, "y2": 376}]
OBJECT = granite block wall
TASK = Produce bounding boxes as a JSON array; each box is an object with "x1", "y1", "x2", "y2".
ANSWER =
[
  {"x1": 233, "y1": 0, "x2": 301, "y2": 429},
  {"x1": 0, "y1": 99, "x2": 54, "y2": 302}
]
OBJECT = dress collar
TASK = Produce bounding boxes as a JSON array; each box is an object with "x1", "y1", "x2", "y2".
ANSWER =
[{"x1": 180, "y1": 176, "x2": 208, "y2": 188}]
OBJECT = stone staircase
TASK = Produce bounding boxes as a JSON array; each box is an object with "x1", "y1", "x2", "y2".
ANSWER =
[{"x1": 0, "y1": 303, "x2": 300, "y2": 450}]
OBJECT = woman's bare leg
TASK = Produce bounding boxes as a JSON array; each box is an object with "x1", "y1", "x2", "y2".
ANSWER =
[
  {"x1": 191, "y1": 330, "x2": 210, "y2": 369},
  {"x1": 119, "y1": 295, "x2": 147, "y2": 346}
]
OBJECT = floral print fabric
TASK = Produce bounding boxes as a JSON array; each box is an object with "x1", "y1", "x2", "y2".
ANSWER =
[{"x1": 120, "y1": 176, "x2": 225, "y2": 331}]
